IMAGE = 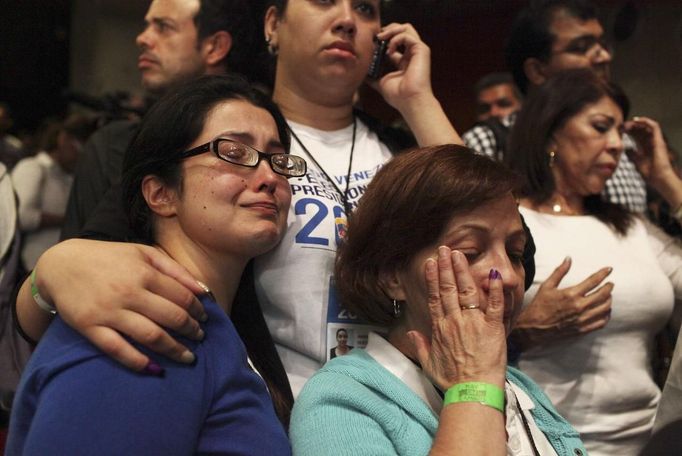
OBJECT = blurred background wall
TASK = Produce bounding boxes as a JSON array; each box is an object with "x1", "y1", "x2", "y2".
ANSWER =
[{"x1": 1, "y1": 0, "x2": 680, "y2": 150}]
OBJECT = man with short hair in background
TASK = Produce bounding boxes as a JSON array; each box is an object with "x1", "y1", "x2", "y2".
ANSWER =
[
  {"x1": 473, "y1": 72, "x2": 522, "y2": 122},
  {"x1": 463, "y1": 0, "x2": 646, "y2": 214},
  {"x1": 61, "y1": 0, "x2": 255, "y2": 240}
]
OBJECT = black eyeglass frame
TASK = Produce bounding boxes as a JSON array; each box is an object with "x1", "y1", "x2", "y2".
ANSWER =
[{"x1": 177, "y1": 138, "x2": 307, "y2": 178}]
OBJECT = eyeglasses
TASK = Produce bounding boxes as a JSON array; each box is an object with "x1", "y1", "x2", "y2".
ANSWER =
[
  {"x1": 178, "y1": 138, "x2": 307, "y2": 178},
  {"x1": 555, "y1": 35, "x2": 612, "y2": 59}
]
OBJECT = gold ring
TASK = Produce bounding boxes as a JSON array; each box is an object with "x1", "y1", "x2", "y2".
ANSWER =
[{"x1": 460, "y1": 305, "x2": 479, "y2": 310}]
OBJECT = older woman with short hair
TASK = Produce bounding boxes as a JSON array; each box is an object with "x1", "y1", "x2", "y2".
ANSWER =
[{"x1": 290, "y1": 145, "x2": 586, "y2": 456}]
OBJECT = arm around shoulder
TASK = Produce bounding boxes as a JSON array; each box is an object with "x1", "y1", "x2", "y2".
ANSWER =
[{"x1": 15, "y1": 238, "x2": 207, "y2": 371}]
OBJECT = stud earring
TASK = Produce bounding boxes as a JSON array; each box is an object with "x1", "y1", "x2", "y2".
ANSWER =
[
  {"x1": 548, "y1": 150, "x2": 556, "y2": 168},
  {"x1": 265, "y1": 36, "x2": 278, "y2": 56}
]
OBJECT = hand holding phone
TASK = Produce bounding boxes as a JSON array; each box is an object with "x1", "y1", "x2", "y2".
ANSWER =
[{"x1": 367, "y1": 38, "x2": 388, "y2": 80}]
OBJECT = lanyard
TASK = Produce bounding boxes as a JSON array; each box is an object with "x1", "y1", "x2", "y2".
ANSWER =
[{"x1": 287, "y1": 117, "x2": 357, "y2": 216}]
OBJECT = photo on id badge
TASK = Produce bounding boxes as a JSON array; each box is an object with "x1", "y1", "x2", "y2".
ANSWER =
[{"x1": 326, "y1": 277, "x2": 385, "y2": 361}]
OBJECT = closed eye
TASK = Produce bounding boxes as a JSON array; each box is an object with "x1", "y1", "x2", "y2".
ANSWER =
[
  {"x1": 459, "y1": 250, "x2": 481, "y2": 263},
  {"x1": 507, "y1": 250, "x2": 524, "y2": 265},
  {"x1": 593, "y1": 122, "x2": 610, "y2": 133}
]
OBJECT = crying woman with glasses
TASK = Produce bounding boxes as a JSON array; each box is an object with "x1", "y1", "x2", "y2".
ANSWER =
[{"x1": 6, "y1": 75, "x2": 302, "y2": 455}]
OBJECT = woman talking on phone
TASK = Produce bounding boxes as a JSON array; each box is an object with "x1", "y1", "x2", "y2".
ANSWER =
[{"x1": 258, "y1": 0, "x2": 461, "y2": 392}]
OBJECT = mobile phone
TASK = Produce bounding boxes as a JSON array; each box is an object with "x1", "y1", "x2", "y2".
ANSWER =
[{"x1": 367, "y1": 39, "x2": 388, "y2": 80}]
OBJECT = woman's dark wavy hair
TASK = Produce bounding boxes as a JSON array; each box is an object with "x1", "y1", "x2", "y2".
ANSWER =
[
  {"x1": 505, "y1": 68, "x2": 633, "y2": 235},
  {"x1": 336, "y1": 145, "x2": 521, "y2": 326},
  {"x1": 121, "y1": 74, "x2": 293, "y2": 426}
]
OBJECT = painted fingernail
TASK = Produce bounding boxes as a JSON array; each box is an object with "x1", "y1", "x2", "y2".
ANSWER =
[
  {"x1": 143, "y1": 360, "x2": 165, "y2": 376},
  {"x1": 489, "y1": 269, "x2": 501, "y2": 280},
  {"x1": 196, "y1": 280, "x2": 211, "y2": 294},
  {"x1": 180, "y1": 350, "x2": 196, "y2": 364}
]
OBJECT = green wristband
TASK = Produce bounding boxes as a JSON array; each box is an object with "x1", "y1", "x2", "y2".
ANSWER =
[
  {"x1": 443, "y1": 382, "x2": 505, "y2": 413},
  {"x1": 31, "y1": 269, "x2": 57, "y2": 316}
]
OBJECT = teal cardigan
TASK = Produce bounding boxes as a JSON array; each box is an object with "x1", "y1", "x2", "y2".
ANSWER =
[{"x1": 290, "y1": 349, "x2": 586, "y2": 455}]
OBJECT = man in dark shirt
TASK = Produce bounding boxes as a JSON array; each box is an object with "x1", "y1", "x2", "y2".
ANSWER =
[{"x1": 61, "y1": 0, "x2": 255, "y2": 240}]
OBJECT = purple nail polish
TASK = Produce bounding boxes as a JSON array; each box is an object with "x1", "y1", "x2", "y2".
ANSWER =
[
  {"x1": 489, "y1": 269, "x2": 501, "y2": 280},
  {"x1": 143, "y1": 361, "x2": 165, "y2": 377}
]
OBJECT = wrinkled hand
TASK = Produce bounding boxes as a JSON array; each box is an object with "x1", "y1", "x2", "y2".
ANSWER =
[
  {"x1": 625, "y1": 116, "x2": 682, "y2": 211},
  {"x1": 369, "y1": 23, "x2": 433, "y2": 112},
  {"x1": 512, "y1": 257, "x2": 613, "y2": 350},
  {"x1": 36, "y1": 239, "x2": 206, "y2": 371},
  {"x1": 410, "y1": 247, "x2": 507, "y2": 390},
  {"x1": 625, "y1": 116, "x2": 675, "y2": 185}
]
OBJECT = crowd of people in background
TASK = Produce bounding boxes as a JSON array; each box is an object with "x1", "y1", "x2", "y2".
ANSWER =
[{"x1": 1, "y1": 0, "x2": 682, "y2": 454}]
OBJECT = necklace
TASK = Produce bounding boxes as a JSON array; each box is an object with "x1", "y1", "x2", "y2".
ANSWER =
[
  {"x1": 287, "y1": 117, "x2": 357, "y2": 216},
  {"x1": 547, "y1": 196, "x2": 581, "y2": 215}
]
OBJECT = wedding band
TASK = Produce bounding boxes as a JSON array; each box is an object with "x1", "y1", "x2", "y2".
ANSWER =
[{"x1": 460, "y1": 305, "x2": 479, "y2": 310}]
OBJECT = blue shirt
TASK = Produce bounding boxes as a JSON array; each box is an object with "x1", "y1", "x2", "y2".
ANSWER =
[{"x1": 7, "y1": 294, "x2": 290, "y2": 455}]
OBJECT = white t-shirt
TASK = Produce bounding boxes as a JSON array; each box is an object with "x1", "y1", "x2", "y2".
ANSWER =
[
  {"x1": 254, "y1": 119, "x2": 393, "y2": 395},
  {"x1": 11, "y1": 152, "x2": 73, "y2": 269},
  {"x1": 518, "y1": 207, "x2": 682, "y2": 456},
  {"x1": 0, "y1": 164, "x2": 16, "y2": 263}
]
